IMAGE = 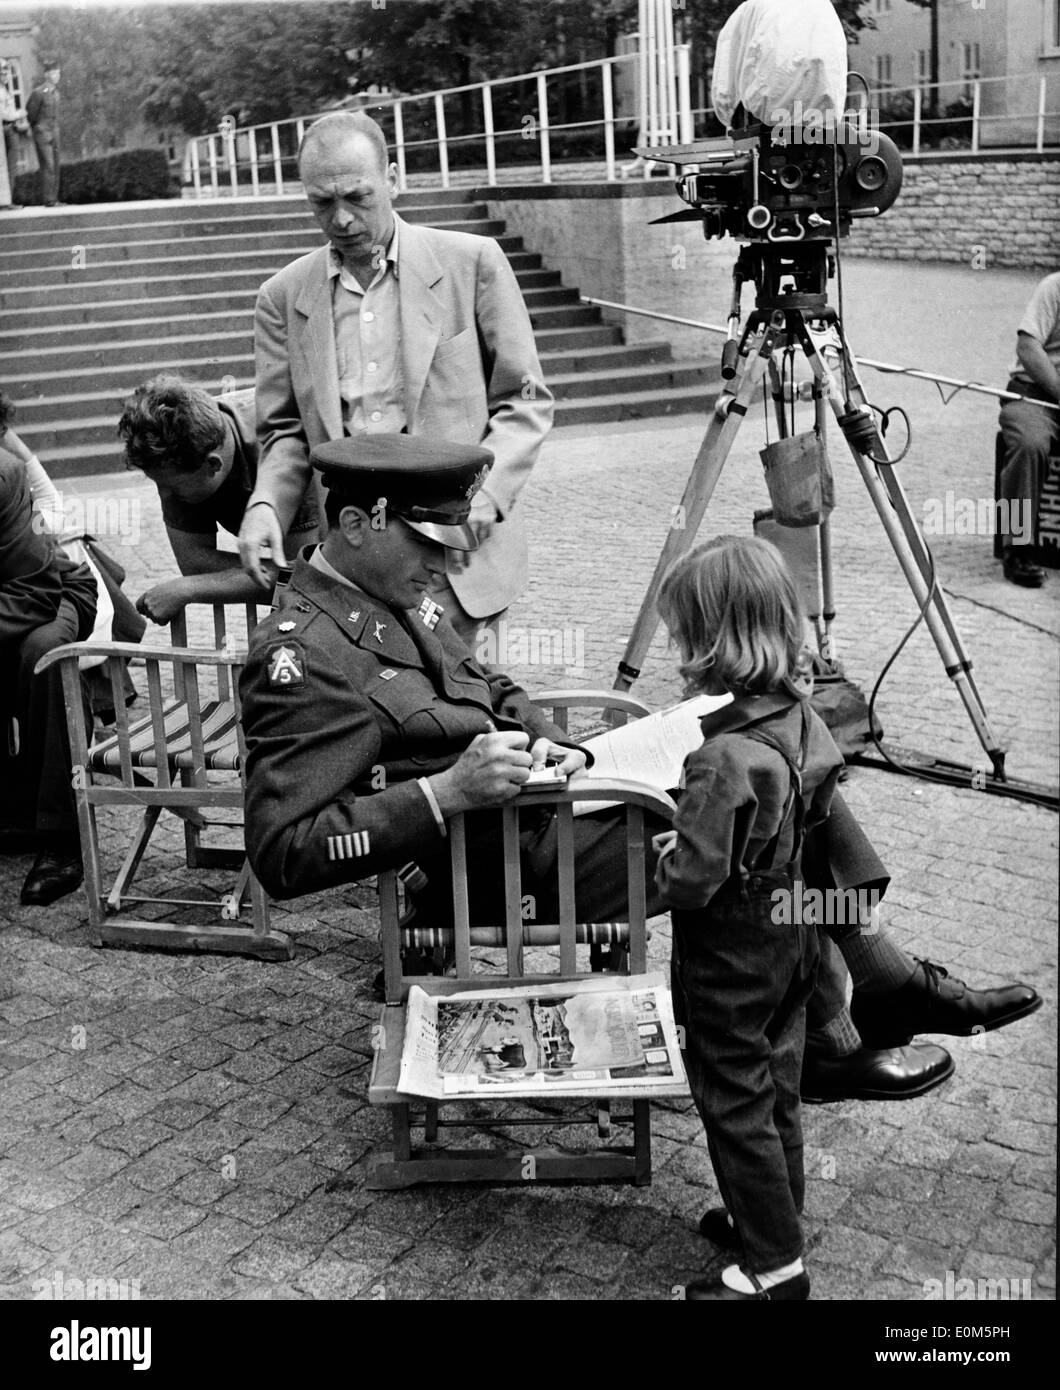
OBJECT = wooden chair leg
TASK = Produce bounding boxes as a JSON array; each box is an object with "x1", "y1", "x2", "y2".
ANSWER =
[
  {"x1": 632, "y1": 1099, "x2": 652, "y2": 1187},
  {"x1": 77, "y1": 800, "x2": 108, "y2": 945},
  {"x1": 424, "y1": 1102, "x2": 439, "y2": 1143},
  {"x1": 107, "y1": 805, "x2": 162, "y2": 912},
  {"x1": 392, "y1": 1104, "x2": 412, "y2": 1161}
]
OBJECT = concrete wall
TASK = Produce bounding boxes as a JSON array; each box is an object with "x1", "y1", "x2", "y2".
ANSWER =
[{"x1": 486, "y1": 185, "x2": 735, "y2": 358}]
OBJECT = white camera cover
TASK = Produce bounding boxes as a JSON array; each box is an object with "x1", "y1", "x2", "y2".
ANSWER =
[{"x1": 711, "y1": 0, "x2": 849, "y2": 128}]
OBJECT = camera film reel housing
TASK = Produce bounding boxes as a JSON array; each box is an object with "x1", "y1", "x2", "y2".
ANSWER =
[{"x1": 644, "y1": 122, "x2": 903, "y2": 244}]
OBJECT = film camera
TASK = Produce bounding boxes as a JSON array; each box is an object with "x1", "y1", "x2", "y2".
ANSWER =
[{"x1": 641, "y1": 117, "x2": 903, "y2": 245}]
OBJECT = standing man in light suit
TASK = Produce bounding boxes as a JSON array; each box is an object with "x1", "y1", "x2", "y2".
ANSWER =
[{"x1": 238, "y1": 110, "x2": 553, "y2": 645}]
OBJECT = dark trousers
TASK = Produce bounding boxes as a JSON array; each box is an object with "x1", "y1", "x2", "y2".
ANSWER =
[
  {"x1": 998, "y1": 396, "x2": 1058, "y2": 547},
  {"x1": 1, "y1": 597, "x2": 82, "y2": 835},
  {"x1": 32, "y1": 127, "x2": 59, "y2": 205},
  {"x1": 672, "y1": 883, "x2": 818, "y2": 1272}
]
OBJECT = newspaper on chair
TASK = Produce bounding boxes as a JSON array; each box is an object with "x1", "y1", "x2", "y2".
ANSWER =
[{"x1": 398, "y1": 973, "x2": 689, "y2": 1100}]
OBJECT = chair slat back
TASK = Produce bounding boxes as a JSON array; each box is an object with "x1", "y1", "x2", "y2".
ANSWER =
[
  {"x1": 449, "y1": 815, "x2": 473, "y2": 979},
  {"x1": 106, "y1": 655, "x2": 135, "y2": 783},
  {"x1": 502, "y1": 804, "x2": 523, "y2": 978},
  {"x1": 555, "y1": 801, "x2": 577, "y2": 975},
  {"x1": 144, "y1": 659, "x2": 172, "y2": 788},
  {"x1": 182, "y1": 660, "x2": 207, "y2": 785}
]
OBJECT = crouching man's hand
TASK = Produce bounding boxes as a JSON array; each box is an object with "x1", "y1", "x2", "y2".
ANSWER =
[{"x1": 429, "y1": 732, "x2": 534, "y2": 816}]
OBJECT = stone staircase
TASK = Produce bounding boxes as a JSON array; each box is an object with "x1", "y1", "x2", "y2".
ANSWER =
[{"x1": 0, "y1": 189, "x2": 719, "y2": 479}]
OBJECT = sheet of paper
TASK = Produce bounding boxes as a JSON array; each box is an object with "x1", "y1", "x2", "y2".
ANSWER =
[{"x1": 572, "y1": 692, "x2": 732, "y2": 815}]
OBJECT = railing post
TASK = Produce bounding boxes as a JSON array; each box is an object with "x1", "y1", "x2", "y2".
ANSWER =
[
  {"x1": 271, "y1": 123, "x2": 284, "y2": 194},
  {"x1": 483, "y1": 82, "x2": 496, "y2": 185},
  {"x1": 227, "y1": 127, "x2": 238, "y2": 195},
  {"x1": 207, "y1": 135, "x2": 219, "y2": 195},
  {"x1": 603, "y1": 59, "x2": 616, "y2": 181},
  {"x1": 971, "y1": 78, "x2": 981, "y2": 153},
  {"x1": 393, "y1": 101, "x2": 407, "y2": 190},
  {"x1": 296, "y1": 117, "x2": 306, "y2": 149},
  {"x1": 434, "y1": 92, "x2": 450, "y2": 189},
  {"x1": 676, "y1": 43, "x2": 693, "y2": 143},
  {"x1": 913, "y1": 85, "x2": 922, "y2": 156},
  {"x1": 1037, "y1": 76, "x2": 1047, "y2": 154},
  {"x1": 536, "y1": 70, "x2": 551, "y2": 184},
  {"x1": 190, "y1": 138, "x2": 202, "y2": 197},
  {"x1": 248, "y1": 128, "x2": 259, "y2": 197}
]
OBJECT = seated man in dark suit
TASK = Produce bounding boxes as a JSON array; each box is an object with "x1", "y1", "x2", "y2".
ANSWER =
[
  {"x1": 0, "y1": 452, "x2": 96, "y2": 904},
  {"x1": 238, "y1": 435, "x2": 1039, "y2": 1101},
  {"x1": 117, "y1": 375, "x2": 319, "y2": 625},
  {"x1": 998, "y1": 271, "x2": 1060, "y2": 587}
]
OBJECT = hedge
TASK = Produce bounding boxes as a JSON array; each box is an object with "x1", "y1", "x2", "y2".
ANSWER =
[{"x1": 13, "y1": 147, "x2": 179, "y2": 205}]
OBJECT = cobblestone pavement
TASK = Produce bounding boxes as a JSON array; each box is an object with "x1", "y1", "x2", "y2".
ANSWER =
[{"x1": 0, "y1": 258, "x2": 1055, "y2": 1302}]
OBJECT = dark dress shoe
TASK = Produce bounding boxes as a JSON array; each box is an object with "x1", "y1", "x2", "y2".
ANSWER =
[
  {"x1": 698, "y1": 1207, "x2": 741, "y2": 1250},
  {"x1": 686, "y1": 1269, "x2": 810, "y2": 1301},
  {"x1": 801, "y1": 1041, "x2": 954, "y2": 1103},
  {"x1": 851, "y1": 958, "x2": 1042, "y2": 1049},
  {"x1": 20, "y1": 845, "x2": 84, "y2": 906},
  {"x1": 1002, "y1": 550, "x2": 1045, "y2": 587}
]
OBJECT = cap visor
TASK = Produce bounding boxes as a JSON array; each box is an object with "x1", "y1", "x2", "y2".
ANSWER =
[{"x1": 404, "y1": 518, "x2": 479, "y2": 551}]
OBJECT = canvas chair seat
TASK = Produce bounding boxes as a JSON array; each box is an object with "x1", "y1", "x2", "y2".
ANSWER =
[{"x1": 89, "y1": 697, "x2": 241, "y2": 773}]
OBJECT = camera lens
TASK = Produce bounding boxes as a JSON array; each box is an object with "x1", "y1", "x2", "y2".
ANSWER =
[
  {"x1": 778, "y1": 164, "x2": 803, "y2": 190},
  {"x1": 854, "y1": 156, "x2": 887, "y2": 192}
]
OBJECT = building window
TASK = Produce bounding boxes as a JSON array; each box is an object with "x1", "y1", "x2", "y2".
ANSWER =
[
  {"x1": 874, "y1": 54, "x2": 893, "y2": 89},
  {"x1": 874, "y1": 0, "x2": 892, "y2": 12},
  {"x1": 960, "y1": 41, "x2": 981, "y2": 101},
  {"x1": 1052, "y1": 0, "x2": 1060, "y2": 50},
  {"x1": 0, "y1": 55, "x2": 24, "y2": 109}
]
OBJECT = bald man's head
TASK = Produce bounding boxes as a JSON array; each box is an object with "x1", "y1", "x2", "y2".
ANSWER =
[{"x1": 298, "y1": 111, "x2": 389, "y2": 174}]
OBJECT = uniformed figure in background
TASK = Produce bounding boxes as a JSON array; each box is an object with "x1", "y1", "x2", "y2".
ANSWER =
[
  {"x1": 239, "y1": 434, "x2": 1038, "y2": 1100},
  {"x1": 26, "y1": 58, "x2": 61, "y2": 208}
]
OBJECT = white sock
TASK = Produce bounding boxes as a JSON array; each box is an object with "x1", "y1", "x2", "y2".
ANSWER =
[{"x1": 721, "y1": 1258, "x2": 804, "y2": 1294}]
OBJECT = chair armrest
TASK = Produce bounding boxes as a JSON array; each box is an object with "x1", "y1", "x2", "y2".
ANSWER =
[
  {"x1": 34, "y1": 640, "x2": 246, "y2": 678},
  {"x1": 516, "y1": 775, "x2": 675, "y2": 821},
  {"x1": 531, "y1": 689, "x2": 653, "y2": 721}
]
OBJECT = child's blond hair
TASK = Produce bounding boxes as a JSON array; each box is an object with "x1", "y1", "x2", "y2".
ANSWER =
[{"x1": 657, "y1": 535, "x2": 810, "y2": 698}]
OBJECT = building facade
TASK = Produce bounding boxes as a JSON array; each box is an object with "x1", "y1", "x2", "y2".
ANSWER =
[{"x1": 849, "y1": 0, "x2": 1060, "y2": 145}]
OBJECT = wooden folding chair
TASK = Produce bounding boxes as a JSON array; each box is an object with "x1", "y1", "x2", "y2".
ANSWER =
[
  {"x1": 34, "y1": 603, "x2": 292, "y2": 961},
  {"x1": 368, "y1": 690, "x2": 687, "y2": 1189}
]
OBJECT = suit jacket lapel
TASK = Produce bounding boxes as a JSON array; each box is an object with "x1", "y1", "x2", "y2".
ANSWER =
[
  {"x1": 397, "y1": 218, "x2": 445, "y2": 422},
  {"x1": 294, "y1": 249, "x2": 344, "y2": 441}
]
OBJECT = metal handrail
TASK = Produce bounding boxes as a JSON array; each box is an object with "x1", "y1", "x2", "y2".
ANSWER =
[{"x1": 186, "y1": 63, "x2": 1057, "y2": 199}]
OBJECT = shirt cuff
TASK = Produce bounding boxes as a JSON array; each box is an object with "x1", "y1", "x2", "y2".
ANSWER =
[{"x1": 417, "y1": 777, "x2": 447, "y2": 837}]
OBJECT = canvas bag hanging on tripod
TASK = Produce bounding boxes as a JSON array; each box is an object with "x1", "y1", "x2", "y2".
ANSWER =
[{"x1": 760, "y1": 426, "x2": 835, "y2": 528}]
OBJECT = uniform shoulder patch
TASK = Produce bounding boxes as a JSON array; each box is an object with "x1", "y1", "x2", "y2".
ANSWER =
[{"x1": 265, "y1": 641, "x2": 305, "y2": 688}]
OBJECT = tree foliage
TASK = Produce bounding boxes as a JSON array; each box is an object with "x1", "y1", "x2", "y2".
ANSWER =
[{"x1": 29, "y1": 0, "x2": 879, "y2": 151}]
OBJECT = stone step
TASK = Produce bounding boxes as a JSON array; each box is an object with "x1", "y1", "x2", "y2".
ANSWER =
[
  {"x1": 0, "y1": 285, "x2": 579, "y2": 352},
  {"x1": 28, "y1": 360, "x2": 716, "y2": 455},
  {"x1": 0, "y1": 250, "x2": 547, "y2": 310},
  {"x1": 0, "y1": 187, "x2": 476, "y2": 234},
  {"x1": 5, "y1": 321, "x2": 623, "y2": 390},
  {"x1": 0, "y1": 202, "x2": 489, "y2": 254},
  {"x1": 0, "y1": 267, "x2": 564, "y2": 333},
  {"x1": 552, "y1": 378, "x2": 718, "y2": 427},
  {"x1": 15, "y1": 343, "x2": 674, "y2": 430},
  {"x1": 0, "y1": 220, "x2": 512, "y2": 277}
]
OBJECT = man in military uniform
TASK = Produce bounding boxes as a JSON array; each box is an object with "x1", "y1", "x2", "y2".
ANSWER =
[
  {"x1": 239, "y1": 435, "x2": 1039, "y2": 1101},
  {"x1": 26, "y1": 59, "x2": 61, "y2": 207}
]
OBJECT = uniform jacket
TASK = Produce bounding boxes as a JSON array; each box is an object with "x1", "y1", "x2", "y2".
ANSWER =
[
  {"x1": 26, "y1": 82, "x2": 58, "y2": 134},
  {"x1": 657, "y1": 692, "x2": 844, "y2": 913},
  {"x1": 249, "y1": 215, "x2": 554, "y2": 618},
  {"x1": 240, "y1": 551, "x2": 568, "y2": 899}
]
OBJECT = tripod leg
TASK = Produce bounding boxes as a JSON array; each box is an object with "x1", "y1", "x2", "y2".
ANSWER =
[
  {"x1": 798, "y1": 325, "x2": 1006, "y2": 778},
  {"x1": 615, "y1": 318, "x2": 781, "y2": 691}
]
